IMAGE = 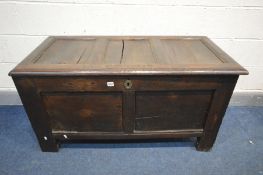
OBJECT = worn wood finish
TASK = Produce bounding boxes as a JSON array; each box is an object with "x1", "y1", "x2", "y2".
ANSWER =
[
  {"x1": 196, "y1": 76, "x2": 238, "y2": 151},
  {"x1": 13, "y1": 77, "x2": 59, "y2": 152},
  {"x1": 9, "y1": 36, "x2": 247, "y2": 152},
  {"x1": 42, "y1": 92, "x2": 123, "y2": 132},
  {"x1": 52, "y1": 129, "x2": 204, "y2": 140},
  {"x1": 9, "y1": 36, "x2": 248, "y2": 76},
  {"x1": 135, "y1": 90, "x2": 213, "y2": 131}
]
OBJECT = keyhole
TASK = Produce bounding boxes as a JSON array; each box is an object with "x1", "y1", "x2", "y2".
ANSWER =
[{"x1": 124, "y1": 80, "x2": 132, "y2": 89}]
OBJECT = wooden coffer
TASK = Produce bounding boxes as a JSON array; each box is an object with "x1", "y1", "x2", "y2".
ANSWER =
[{"x1": 9, "y1": 36, "x2": 248, "y2": 152}]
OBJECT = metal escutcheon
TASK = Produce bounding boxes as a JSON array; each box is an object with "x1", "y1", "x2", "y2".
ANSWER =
[{"x1": 124, "y1": 80, "x2": 132, "y2": 89}]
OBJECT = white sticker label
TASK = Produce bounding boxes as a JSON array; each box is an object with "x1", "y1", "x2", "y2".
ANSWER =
[{"x1": 107, "y1": 81, "x2": 114, "y2": 87}]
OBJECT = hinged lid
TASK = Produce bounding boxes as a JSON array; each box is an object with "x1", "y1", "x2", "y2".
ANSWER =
[{"x1": 9, "y1": 36, "x2": 248, "y2": 76}]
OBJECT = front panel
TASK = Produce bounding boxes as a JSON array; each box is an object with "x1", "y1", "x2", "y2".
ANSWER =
[
  {"x1": 34, "y1": 76, "x2": 223, "y2": 134},
  {"x1": 135, "y1": 90, "x2": 213, "y2": 131},
  {"x1": 41, "y1": 92, "x2": 123, "y2": 132}
]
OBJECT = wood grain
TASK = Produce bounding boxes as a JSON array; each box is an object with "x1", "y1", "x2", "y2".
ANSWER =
[
  {"x1": 135, "y1": 90, "x2": 213, "y2": 131},
  {"x1": 78, "y1": 38, "x2": 108, "y2": 64},
  {"x1": 9, "y1": 36, "x2": 248, "y2": 76},
  {"x1": 9, "y1": 36, "x2": 247, "y2": 152},
  {"x1": 121, "y1": 39, "x2": 156, "y2": 64},
  {"x1": 36, "y1": 39, "x2": 90, "y2": 64},
  {"x1": 42, "y1": 92, "x2": 123, "y2": 132},
  {"x1": 13, "y1": 77, "x2": 59, "y2": 152}
]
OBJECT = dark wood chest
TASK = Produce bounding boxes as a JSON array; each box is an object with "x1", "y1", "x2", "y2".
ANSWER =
[{"x1": 9, "y1": 36, "x2": 248, "y2": 152}]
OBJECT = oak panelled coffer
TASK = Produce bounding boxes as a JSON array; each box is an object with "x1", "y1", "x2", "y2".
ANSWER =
[{"x1": 9, "y1": 36, "x2": 248, "y2": 152}]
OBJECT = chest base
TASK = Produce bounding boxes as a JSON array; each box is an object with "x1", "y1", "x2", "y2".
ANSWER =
[{"x1": 13, "y1": 75, "x2": 238, "y2": 152}]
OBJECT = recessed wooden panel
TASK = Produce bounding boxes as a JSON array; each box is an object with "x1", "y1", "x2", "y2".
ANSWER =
[
  {"x1": 163, "y1": 39, "x2": 222, "y2": 64},
  {"x1": 121, "y1": 39, "x2": 156, "y2": 64},
  {"x1": 36, "y1": 39, "x2": 94, "y2": 64},
  {"x1": 42, "y1": 92, "x2": 123, "y2": 132},
  {"x1": 78, "y1": 38, "x2": 108, "y2": 64},
  {"x1": 135, "y1": 90, "x2": 213, "y2": 131},
  {"x1": 104, "y1": 40, "x2": 123, "y2": 64}
]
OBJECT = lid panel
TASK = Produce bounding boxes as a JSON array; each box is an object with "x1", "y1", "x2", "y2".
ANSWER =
[
  {"x1": 36, "y1": 39, "x2": 91, "y2": 64},
  {"x1": 78, "y1": 38, "x2": 107, "y2": 64},
  {"x1": 104, "y1": 40, "x2": 123, "y2": 64},
  {"x1": 186, "y1": 40, "x2": 223, "y2": 64},
  {"x1": 121, "y1": 39, "x2": 156, "y2": 65},
  {"x1": 163, "y1": 39, "x2": 222, "y2": 64},
  {"x1": 10, "y1": 36, "x2": 248, "y2": 75},
  {"x1": 149, "y1": 38, "x2": 174, "y2": 64}
]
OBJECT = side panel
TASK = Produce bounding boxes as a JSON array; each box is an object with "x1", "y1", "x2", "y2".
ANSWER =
[{"x1": 13, "y1": 77, "x2": 59, "y2": 152}]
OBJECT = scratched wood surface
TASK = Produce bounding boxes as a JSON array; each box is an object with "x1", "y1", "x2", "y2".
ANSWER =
[
  {"x1": 9, "y1": 36, "x2": 246, "y2": 152},
  {"x1": 9, "y1": 36, "x2": 248, "y2": 76}
]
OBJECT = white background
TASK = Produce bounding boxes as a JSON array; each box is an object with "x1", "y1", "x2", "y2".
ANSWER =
[{"x1": 0, "y1": 0, "x2": 263, "y2": 93}]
